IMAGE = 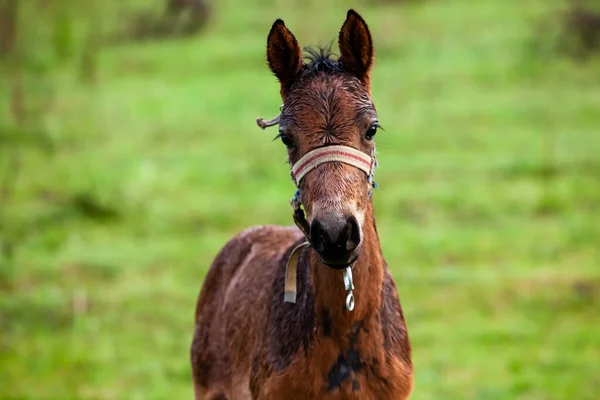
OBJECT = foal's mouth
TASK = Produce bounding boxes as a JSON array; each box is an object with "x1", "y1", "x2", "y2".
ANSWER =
[{"x1": 320, "y1": 254, "x2": 360, "y2": 270}]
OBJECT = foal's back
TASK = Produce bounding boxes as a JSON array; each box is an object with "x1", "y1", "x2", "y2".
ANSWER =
[{"x1": 191, "y1": 225, "x2": 302, "y2": 399}]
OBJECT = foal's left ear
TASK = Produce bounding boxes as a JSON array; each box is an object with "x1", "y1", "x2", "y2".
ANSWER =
[{"x1": 338, "y1": 10, "x2": 374, "y2": 87}]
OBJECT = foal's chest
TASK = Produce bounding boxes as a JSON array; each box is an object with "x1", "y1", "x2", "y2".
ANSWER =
[{"x1": 261, "y1": 345, "x2": 412, "y2": 400}]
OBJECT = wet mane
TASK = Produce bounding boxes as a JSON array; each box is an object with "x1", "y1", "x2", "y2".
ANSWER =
[{"x1": 302, "y1": 46, "x2": 343, "y2": 76}]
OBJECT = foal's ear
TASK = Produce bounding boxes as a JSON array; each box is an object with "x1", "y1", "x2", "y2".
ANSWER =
[
  {"x1": 338, "y1": 10, "x2": 374, "y2": 86},
  {"x1": 267, "y1": 19, "x2": 303, "y2": 96}
]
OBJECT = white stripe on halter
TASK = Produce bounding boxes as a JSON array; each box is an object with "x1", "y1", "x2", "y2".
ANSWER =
[{"x1": 291, "y1": 145, "x2": 374, "y2": 184}]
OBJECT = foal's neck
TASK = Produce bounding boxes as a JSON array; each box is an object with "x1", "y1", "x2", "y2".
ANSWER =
[{"x1": 310, "y1": 201, "x2": 384, "y2": 338}]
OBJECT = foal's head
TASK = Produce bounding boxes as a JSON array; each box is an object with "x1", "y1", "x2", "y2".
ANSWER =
[{"x1": 266, "y1": 10, "x2": 379, "y2": 268}]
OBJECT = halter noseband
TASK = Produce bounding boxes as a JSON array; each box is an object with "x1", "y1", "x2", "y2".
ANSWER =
[{"x1": 291, "y1": 145, "x2": 374, "y2": 185}]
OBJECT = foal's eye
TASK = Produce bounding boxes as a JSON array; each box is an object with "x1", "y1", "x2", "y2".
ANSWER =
[
  {"x1": 277, "y1": 131, "x2": 294, "y2": 149},
  {"x1": 365, "y1": 123, "x2": 380, "y2": 141}
]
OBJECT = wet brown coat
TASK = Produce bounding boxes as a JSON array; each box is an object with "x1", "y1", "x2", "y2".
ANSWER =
[{"x1": 191, "y1": 10, "x2": 413, "y2": 400}]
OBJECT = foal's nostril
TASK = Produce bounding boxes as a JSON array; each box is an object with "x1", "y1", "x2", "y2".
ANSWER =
[
  {"x1": 345, "y1": 215, "x2": 361, "y2": 252},
  {"x1": 310, "y1": 220, "x2": 326, "y2": 253}
]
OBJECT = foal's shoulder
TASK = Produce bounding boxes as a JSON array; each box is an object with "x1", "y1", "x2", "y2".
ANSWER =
[{"x1": 209, "y1": 224, "x2": 303, "y2": 273}]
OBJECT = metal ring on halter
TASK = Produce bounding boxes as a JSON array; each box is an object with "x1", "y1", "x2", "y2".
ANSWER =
[
  {"x1": 343, "y1": 267, "x2": 355, "y2": 311},
  {"x1": 346, "y1": 292, "x2": 355, "y2": 311}
]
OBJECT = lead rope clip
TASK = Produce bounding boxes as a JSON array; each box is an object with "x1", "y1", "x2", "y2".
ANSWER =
[{"x1": 343, "y1": 267, "x2": 355, "y2": 311}]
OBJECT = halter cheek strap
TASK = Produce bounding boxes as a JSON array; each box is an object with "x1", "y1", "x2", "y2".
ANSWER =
[{"x1": 285, "y1": 144, "x2": 377, "y2": 311}]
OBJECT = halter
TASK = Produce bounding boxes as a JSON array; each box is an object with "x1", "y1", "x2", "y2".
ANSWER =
[
  {"x1": 284, "y1": 144, "x2": 378, "y2": 312},
  {"x1": 256, "y1": 105, "x2": 378, "y2": 312},
  {"x1": 291, "y1": 145, "x2": 373, "y2": 185}
]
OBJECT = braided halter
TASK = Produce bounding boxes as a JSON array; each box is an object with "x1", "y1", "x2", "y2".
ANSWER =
[
  {"x1": 291, "y1": 145, "x2": 373, "y2": 185},
  {"x1": 285, "y1": 144, "x2": 378, "y2": 311}
]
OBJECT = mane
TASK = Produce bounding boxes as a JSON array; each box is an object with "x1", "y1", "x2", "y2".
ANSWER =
[{"x1": 302, "y1": 46, "x2": 343, "y2": 75}]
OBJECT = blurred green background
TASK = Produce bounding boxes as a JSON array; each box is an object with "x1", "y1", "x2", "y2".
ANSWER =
[{"x1": 1, "y1": 0, "x2": 599, "y2": 399}]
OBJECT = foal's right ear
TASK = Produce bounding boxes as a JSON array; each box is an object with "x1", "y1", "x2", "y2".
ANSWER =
[
  {"x1": 338, "y1": 10, "x2": 374, "y2": 87},
  {"x1": 267, "y1": 19, "x2": 303, "y2": 97}
]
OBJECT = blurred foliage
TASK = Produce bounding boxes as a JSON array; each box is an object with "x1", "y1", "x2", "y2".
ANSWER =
[
  {"x1": 108, "y1": 0, "x2": 211, "y2": 43},
  {"x1": 560, "y1": 1, "x2": 600, "y2": 59},
  {"x1": 0, "y1": 0, "x2": 599, "y2": 399},
  {"x1": 529, "y1": 0, "x2": 600, "y2": 60}
]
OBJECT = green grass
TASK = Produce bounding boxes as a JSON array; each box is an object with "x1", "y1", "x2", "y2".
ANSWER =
[{"x1": 1, "y1": 0, "x2": 600, "y2": 399}]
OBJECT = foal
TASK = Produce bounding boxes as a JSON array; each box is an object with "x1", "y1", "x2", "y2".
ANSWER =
[{"x1": 191, "y1": 10, "x2": 412, "y2": 400}]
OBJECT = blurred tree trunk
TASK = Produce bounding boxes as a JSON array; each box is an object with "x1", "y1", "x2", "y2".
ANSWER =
[
  {"x1": 79, "y1": 0, "x2": 100, "y2": 84},
  {"x1": 0, "y1": 0, "x2": 20, "y2": 277},
  {"x1": 0, "y1": 0, "x2": 18, "y2": 59}
]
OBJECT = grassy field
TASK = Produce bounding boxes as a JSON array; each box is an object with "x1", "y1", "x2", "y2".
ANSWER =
[{"x1": 1, "y1": 0, "x2": 600, "y2": 399}]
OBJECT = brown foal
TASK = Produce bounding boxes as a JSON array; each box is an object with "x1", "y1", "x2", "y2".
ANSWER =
[{"x1": 191, "y1": 10, "x2": 413, "y2": 400}]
